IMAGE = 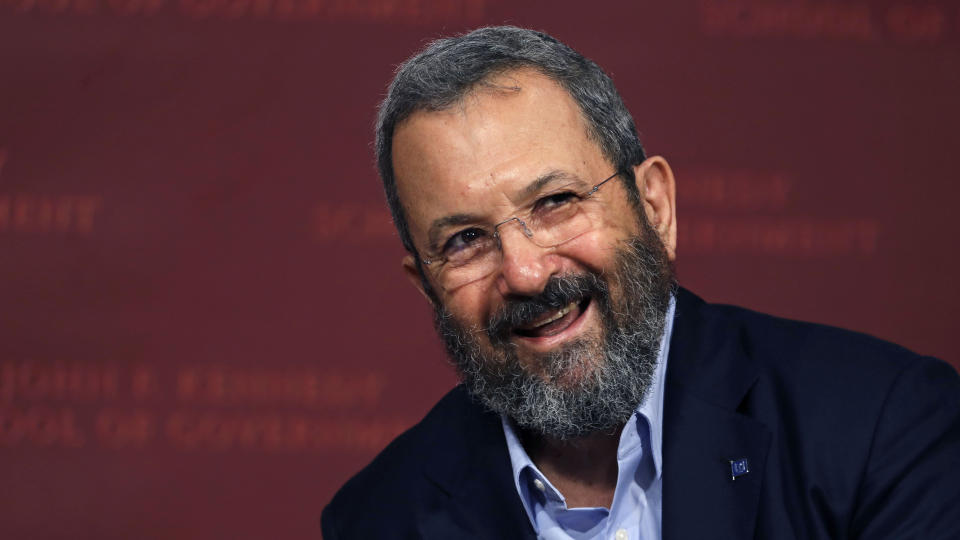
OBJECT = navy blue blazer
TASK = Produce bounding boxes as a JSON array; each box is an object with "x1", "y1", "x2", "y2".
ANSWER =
[{"x1": 322, "y1": 289, "x2": 960, "y2": 539}]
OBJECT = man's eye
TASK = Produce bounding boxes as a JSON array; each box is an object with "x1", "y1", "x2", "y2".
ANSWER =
[
  {"x1": 533, "y1": 191, "x2": 579, "y2": 212},
  {"x1": 442, "y1": 228, "x2": 489, "y2": 256}
]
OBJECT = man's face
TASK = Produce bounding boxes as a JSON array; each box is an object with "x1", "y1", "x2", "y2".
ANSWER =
[{"x1": 392, "y1": 68, "x2": 677, "y2": 438}]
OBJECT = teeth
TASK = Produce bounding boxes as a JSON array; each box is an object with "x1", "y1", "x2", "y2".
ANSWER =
[{"x1": 534, "y1": 301, "x2": 577, "y2": 328}]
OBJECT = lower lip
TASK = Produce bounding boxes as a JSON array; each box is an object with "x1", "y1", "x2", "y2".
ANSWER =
[{"x1": 513, "y1": 298, "x2": 594, "y2": 352}]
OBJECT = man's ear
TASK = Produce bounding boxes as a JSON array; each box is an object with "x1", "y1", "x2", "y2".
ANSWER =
[
  {"x1": 633, "y1": 156, "x2": 677, "y2": 261},
  {"x1": 402, "y1": 254, "x2": 436, "y2": 305}
]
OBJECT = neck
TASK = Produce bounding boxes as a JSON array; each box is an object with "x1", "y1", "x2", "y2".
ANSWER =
[{"x1": 520, "y1": 426, "x2": 623, "y2": 509}]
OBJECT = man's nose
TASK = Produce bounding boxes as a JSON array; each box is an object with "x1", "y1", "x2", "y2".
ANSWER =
[{"x1": 494, "y1": 223, "x2": 557, "y2": 297}]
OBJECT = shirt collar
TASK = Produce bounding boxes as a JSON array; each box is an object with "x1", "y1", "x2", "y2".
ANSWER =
[{"x1": 642, "y1": 292, "x2": 674, "y2": 476}]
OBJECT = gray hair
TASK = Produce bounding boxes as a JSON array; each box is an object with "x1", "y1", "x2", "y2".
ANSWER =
[{"x1": 375, "y1": 25, "x2": 647, "y2": 257}]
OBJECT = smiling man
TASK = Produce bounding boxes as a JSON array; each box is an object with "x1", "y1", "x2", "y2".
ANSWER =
[{"x1": 321, "y1": 26, "x2": 960, "y2": 540}]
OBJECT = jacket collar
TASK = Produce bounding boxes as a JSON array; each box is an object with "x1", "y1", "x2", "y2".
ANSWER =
[{"x1": 667, "y1": 288, "x2": 761, "y2": 408}]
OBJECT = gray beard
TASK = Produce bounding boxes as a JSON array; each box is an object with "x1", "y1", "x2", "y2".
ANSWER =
[{"x1": 432, "y1": 224, "x2": 675, "y2": 440}]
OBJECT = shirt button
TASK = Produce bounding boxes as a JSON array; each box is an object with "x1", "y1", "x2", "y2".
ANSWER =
[
  {"x1": 614, "y1": 529, "x2": 628, "y2": 540},
  {"x1": 532, "y1": 478, "x2": 546, "y2": 491}
]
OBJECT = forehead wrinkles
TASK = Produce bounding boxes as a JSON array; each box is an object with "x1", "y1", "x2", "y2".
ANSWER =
[{"x1": 396, "y1": 69, "x2": 595, "y2": 175}]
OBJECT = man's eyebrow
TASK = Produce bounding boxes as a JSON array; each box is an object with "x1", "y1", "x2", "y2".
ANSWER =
[{"x1": 517, "y1": 170, "x2": 583, "y2": 200}]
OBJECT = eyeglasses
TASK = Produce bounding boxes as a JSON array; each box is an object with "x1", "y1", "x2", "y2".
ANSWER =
[{"x1": 420, "y1": 171, "x2": 621, "y2": 290}]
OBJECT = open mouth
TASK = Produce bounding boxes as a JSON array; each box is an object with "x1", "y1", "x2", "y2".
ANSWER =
[{"x1": 513, "y1": 297, "x2": 591, "y2": 339}]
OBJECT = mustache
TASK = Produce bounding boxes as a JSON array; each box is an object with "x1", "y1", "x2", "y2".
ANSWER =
[{"x1": 486, "y1": 273, "x2": 609, "y2": 344}]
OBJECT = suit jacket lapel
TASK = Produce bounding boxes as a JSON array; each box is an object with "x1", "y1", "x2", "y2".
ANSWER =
[
  {"x1": 418, "y1": 389, "x2": 536, "y2": 540},
  {"x1": 662, "y1": 289, "x2": 772, "y2": 540}
]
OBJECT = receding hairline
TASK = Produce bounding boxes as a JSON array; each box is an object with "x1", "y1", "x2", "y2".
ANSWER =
[
  {"x1": 391, "y1": 66, "x2": 608, "y2": 173},
  {"x1": 390, "y1": 67, "x2": 611, "y2": 190}
]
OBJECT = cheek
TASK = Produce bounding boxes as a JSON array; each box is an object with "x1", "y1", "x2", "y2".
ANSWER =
[
  {"x1": 561, "y1": 229, "x2": 630, "y2": 272},
  {"x1": 440, "y1": 288, "x2": 492, "y2": 329}
]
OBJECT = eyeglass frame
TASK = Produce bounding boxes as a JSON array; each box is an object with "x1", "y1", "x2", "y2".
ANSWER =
[{"x1": 417, "y1": 170, "x2": 623, "y2": 275}]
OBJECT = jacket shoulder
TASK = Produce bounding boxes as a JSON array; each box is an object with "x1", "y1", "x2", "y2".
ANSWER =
[
  {"x1": 706, "y1": 299, "x2": 933, "y2": 380},
  {"x1": 704, "y1": 299, "x2": 958, "y2": 424}
]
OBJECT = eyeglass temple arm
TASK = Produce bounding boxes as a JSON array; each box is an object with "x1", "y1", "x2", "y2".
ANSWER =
[{"x1": 588, "y1": 171, "x2": 621, "y2": 196}]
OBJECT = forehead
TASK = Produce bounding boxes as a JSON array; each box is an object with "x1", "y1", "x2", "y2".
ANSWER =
[{"x1": 392, "y1": 68, "x2": 609, "y2": 242}]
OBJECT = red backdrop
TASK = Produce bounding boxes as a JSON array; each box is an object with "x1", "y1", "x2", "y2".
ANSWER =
[{"x1": 1, "y1": 1, "x2": 958, "y2": 538}]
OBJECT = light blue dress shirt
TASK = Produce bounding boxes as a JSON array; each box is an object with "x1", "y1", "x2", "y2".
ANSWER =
[{"x1": 501, "y1": 296, "x2": 675, "y2": 540}]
